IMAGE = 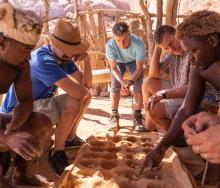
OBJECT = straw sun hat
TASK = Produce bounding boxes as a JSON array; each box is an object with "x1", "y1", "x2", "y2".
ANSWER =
[
  {"x1": 49, "y1": 19, "x2": 89, "y2": 56},
  {"x1": 0, "y1": 3, "x2": 42, "y2": 46}
]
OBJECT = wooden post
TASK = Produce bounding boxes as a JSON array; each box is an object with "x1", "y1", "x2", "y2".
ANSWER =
[
  {"x1": 73, "y1": 0, "x2": 78, "y2": 20},
  {"x1": 156, "y1": 0, "x2": 163, "y2": 29},
  {"x1": 97, "y1": 12, "x2": 106, "y2": 52},
  {"x1": 131, "y1": 19, "x2": 140, "y2": 36},
  {"x1": 139, "y1": 0, "x2": 154, "y2": 58},
  {"x1": 42, "y1": 0, "x2": 50, "y2": 45},
  {"x1": 115, "y1": 12, "x2": 120, "y2": 23},
  {"x1": 165, "y1": 0, "x2": 179, "y2": 26},
  {"x1": 89, "y1": 13, "x2": 98, "y2": 35}
]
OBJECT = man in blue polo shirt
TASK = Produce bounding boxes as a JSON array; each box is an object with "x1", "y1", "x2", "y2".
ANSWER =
[
  {"x1": 1, "y1": 19, "x2": 92, "y2": 177},
  {"x1": 106, "y1": 22, "x2": 146, "y2": 130}
]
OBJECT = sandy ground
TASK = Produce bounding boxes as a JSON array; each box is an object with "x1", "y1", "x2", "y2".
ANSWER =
[
  {"x1": 0, "y1": 96, "x2": 219, "y2": 188},
  {"x1": 76, "y1": 96, "x2": 134, "y2": 140},
  {"x1": 0, "y1": 96, "x2": 136, "y2": 188}
]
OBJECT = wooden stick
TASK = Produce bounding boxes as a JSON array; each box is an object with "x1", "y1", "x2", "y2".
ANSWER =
[
  {"x1": 201, "y1": 160, "x2": 209, "y2": 187},
  {"x1": 156, "y1": 0, "x2": 163, "y2": 29},
  {"x1": 139, "y1": 0, "x2": 154, "y2": 58},
  {"x1": 78, "y1": 9, "x2": 185, "y2": 18},
  {"x1": 165, "y1": 0, "x2": 179, "y2": 26}
]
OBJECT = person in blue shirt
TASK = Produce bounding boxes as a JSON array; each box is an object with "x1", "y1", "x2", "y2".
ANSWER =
[
  {"x1": 1, "y1": 19, "x2": 92, "y2": 177},
  {"x1": 106, "y1": 22, "x2": 146, "y2": 130}
]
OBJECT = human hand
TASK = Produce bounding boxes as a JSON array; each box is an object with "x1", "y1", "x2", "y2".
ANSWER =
[
  {"x1": 186, "y1": 125, "x2": 220, "y2": 164},
  {"x1": 73, "y1": 52, "x2": 88, "y2": 62},
  {"x1": 140, "y1": 147, "x2": 165, "y2": 173},
  {"x1": 124, "y1": 80, "x2": 134, "y2": 88},
  {"x1": 4, "y1": 122, "x2": 21, "y2": 135},
  {"x1": 120, "y1": 86, "x2": 130, "y2": 96},
  {"x1": 182, "y1": 112, "x2": 220, "y2": 139},
  {"x1": 145, "y1": 90, "x2": 165, "y2": 110},
  {"x1": 5, "y1": 132, "x2": 41, "y2": 160},
  {"x1": 120, "y1": 80, "x2": 128, "y2": 89}
]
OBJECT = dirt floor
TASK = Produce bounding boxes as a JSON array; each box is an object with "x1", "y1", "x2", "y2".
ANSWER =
[
  {"x1": 1, "y1": 96, "x2": 218, "y2": 188},
  {"x1": 77, "y1": 96, "x2": 134, "y2": 140},
  {"x1": 0, "y1": 96, "x2": 135, "y2": 188}
]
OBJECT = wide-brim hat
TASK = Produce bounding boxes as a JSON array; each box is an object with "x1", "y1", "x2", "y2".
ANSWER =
[
  {"x1": 0, "y1": 3, "x2": 42, "y2": 46},
  {"x1": 49, "y1": 19, "x2": 89, "y2": 56}
]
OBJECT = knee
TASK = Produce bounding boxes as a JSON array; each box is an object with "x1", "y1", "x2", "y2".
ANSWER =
[
  {"x1": 111, "y1": 82, "x2": 121, "y2": 93},
  {"x1": 86, "y1": 92, "x2": 92, "y2": 107},
  {"x1": 33, "y1": 113, "x2": 53, "y2": 139},
  {"x1": 142, "y1": 78, "x2": 157, "y2": 92},
  {"x1": 148, "y1": 102, "x2": 162, "y2": 120},
  {"x1": 85, "y1": 91, "x2": 92, "y2": 104},
  {"x1": 66, "y1": 96, "x2": 81, "y2": 111}
]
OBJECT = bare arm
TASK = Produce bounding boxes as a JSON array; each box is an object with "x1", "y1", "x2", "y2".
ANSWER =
[
  {"x1": 157, "y1": 67, "x2": 206, "y2": 151},
  {"x1": 72, "y1": 53, "x2": 92, "y2": 89},
  {"x1": 146, "y1": 84, "x2": 188, "y2": 111},
  {"x1": 148, "y1": 46, "x2": 162, "y2": 78},
  {"x1": 5, "y1": 63, "x2": 33, "y2": 134},
  {"x1": 55, "y1": 76, "x2": 90, "y2": 101},
  {"x1": 165, "y1": 84, "x2": 188, "y2": 98},
  {"x1": 109, "y1": 60, "x2": 124, "y2": 84},
  {"x1": 131, "y1": 60, "x2": 144, "y2": 81},
  {"x1": 81, "y1": 53, "x2": 92, "y2": 88}
]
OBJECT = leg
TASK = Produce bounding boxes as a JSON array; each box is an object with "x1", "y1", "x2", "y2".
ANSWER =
[
  {"x1": 54, "y1": 95, "x2": 82, "y2": 150},
  {"x1": 67, "y1": 92, "x2": 91, "y2": 140},
  {"x1": 149, "y1": 98, "x2": 184, "y2": 131},
  {"x1": 109, "y1": 63, "x2": 126, "y2": 129},
  {"x1": 110, "y1": 62, "x2": 126, "y2": 111},
  {"x1": 110, "y1": 92, "x2": 121, "y2": 111},
  {"x1": 1, "y1": 112, "x2": 53, "y2": 186},
  {"x1": 142, "y1": 78, "x2": 163, "y2": 131},
  {"x1": 33, "y1": 95, "x2": 81, "y2": 176},
  {"x1": 148, "y1": 101, "x2": 171, "y2": 131}
]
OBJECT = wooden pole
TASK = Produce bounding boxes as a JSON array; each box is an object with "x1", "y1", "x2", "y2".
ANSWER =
[
  {"x1": 165, "y1": 0, "x2": 179, "y2": 26},
  {"x1": 42, "y1": 0, "x2": 50, "y2": 45},
  {"x1": 139, "y1": 0, "x2": 154, "y2": 58},
  {"x1": 73, "y1": 0, "x2": 78, "y2": 20},
  {"x1": 156, "y1": 0, "x2": 163, "y2": 29}
]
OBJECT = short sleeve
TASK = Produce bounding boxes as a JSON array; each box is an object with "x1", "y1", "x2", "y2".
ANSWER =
[
  {"x1": 106, "y1": 39, "x2": 117, "y2": 61},
  {"x1": 135, "y1": 43, "x2": 146, "y2": 62},
  {"x1": 60, "y1": 61, "x2": 78, "y2": 75},
  {"x1": 34, "y1": 51, "x2": 69, "y2": 87}
]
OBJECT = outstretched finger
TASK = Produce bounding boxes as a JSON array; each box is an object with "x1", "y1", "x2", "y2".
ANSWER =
[
  {"x1": 139, "y1": 160, "x2": 147, "y2": 174},
  {"x1": 4, "y1": 126, "x2": 16, "y2": 135},
  {"x1": 15, "y1": 148, "x2": 33, "y2": 161},
  {"x1": 147, "y1": 160, "x2": 153, "y2": 171}
]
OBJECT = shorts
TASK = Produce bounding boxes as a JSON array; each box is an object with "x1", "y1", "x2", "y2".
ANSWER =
[
  {"x1": 111, "y1": 61, "x2": 144, "y2": 93},
  {"x1": 161, "y1": 79, "x2": 184, "y2": 119},
  {"x1": 33, "y1": 94, "x2": 67, "y2": 125}
]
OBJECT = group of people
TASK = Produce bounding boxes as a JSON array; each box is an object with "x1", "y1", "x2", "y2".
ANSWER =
[
  {"x1": 107, "y1": 9, "x2": 220, "y2": 183},
  {"x1": 1, "y1": 1, "x2": 220, "y2": 187}
]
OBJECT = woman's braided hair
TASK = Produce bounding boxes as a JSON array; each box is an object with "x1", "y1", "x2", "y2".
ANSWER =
[{"x1": 176, "y1": 10, "x2": 220, "y2": 40}]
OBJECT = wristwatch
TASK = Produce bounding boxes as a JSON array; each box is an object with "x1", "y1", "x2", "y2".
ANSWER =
[
  {"x1": 161, "y1": 90, "x2": 167, "y2": 99},
  {"x1": 128, "y1": 80, "x2": 134, "y2": 86}
]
